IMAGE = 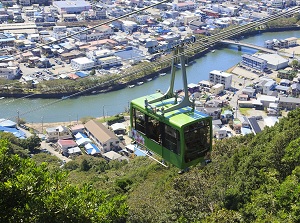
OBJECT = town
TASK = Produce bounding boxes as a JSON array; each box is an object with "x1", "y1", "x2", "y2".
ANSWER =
[{"x1": 1, "y1": 0, "x2": 300, "y2": 163}]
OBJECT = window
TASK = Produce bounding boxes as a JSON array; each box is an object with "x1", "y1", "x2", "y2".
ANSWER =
[
  {"x1": 133, "y1": 108, "x2": 146, "y2": 134},
  {"x1": 184, "y1": 119, "x2": 211, "y2": 162},
  {"x1": 162, "y1": 124, "x2": 180, "y2": 155},
  {"x1": 146, "y1": 115, "x2": 161, "y2": 143}
]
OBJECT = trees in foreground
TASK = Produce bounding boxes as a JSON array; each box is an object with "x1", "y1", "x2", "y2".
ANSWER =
[{"x1": 0, "y1": 140, "x2": 128, "y2": 223}]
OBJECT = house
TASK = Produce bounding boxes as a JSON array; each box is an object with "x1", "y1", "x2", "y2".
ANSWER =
[
  {"x1": 278, "y1": 96, "x2": 300, "y2": 110},
  {"x1": 84, "y1": 143, "x2": 101, "y2": 155},
  {"x1": 57, "y1": 139, "x2": 77, "y2": 155},
  {"x1": 242, "y1": 88, "x2": 256, "y2": 98},
  {"x1": 103, "y1": 151, "x2": 123, "y2": 161},
  {"x1": 215, "y1": 129, "x2": 227, "y2": 140},
  {"x1": 70, "y1": 124, "x2": 85, "y2": 134},
  {"x1": 84, "y1": 120, "x2": 120, "y2": 153},
  {"x1": 239, "y1": 116, "x2": 250, "y2": 128},
  {"x1": 110, "y1": 122, "x2": 126, "y2": 135},
  {"x1": 221, "y1": 110, "x2": 234, "y2": 123},
  {"x1": 45, "y1": 125, "x2": 72, "y2": 142},
  {"x1": 68, "y1": 147, "x2": 82, "y2": 156},
  {"x1": 196, "y1": 107, "x2": 221, "y2": 120},
  {"x1": 248, "y1": 117, "x2": 262, "y2": 135},
  {"x1": 238, "y1": 94, "x2": 249, "y2": 101}
]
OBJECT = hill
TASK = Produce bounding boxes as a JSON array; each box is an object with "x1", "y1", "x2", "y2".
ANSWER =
[{"x1": 1, "y1": 109, "x2": 300, "y2": 222}]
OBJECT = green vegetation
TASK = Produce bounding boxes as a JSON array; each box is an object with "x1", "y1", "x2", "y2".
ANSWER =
[
  {"x1": 239, "y1": 107, "x2": 252, "y2": 116},
  {"x1": 2, "y1": 109, "x2": 300, "y2": 221}
]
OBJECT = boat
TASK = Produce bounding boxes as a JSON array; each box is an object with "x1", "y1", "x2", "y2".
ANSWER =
[
  {"x1": 0, "y1": 97, "x2": 4, "y2": 100},
  {"x1": 137, "y1": 81, "x2": 144, "y2": 85},
  {"x1": 146, "y1": 78, "x2": 152, "y2": 82},
  {"x1": 159, "y1": 73, "x2": 166, "y2": 76},
  {"x1": 128, "y1": 85, "x2": 135, "y2": 88},
  {"x1": 211, "y1": 50, "x2": 215, "y2": 53}
]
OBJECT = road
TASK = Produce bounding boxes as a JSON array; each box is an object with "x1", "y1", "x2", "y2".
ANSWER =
[{"x1": 40, "y1": 140, "x2": 71, "y2": 162}]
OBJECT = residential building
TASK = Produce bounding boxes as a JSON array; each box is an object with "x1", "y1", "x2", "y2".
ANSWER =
[
  {"x1": 242, "y1": 88, "x2": 256, "y2": 98},
  {"x1": 0, "y1": 62, "x2": 20, "y2": 79},
  {"x1": 278, "y1": 96, "x2": 300, "y2": 110},
  {"x1": 285, "y1": 37, "x2": 297, "y2": 47},
  {"x1": 209, "y1": 70, "x2": 232, "y2": 89},
  {"x1": 84, "y1": 120, "x2": 120, "y2": 153},
  {"x1": 46, "y1": 125, "x2": 72, "y2": 142},
  {"x1": 210, "y1": 83, "x2": 224, "y2": 95},
  {"x1": 0, "y1": 33, "x2": 15, "y2": 48},
  {"x1": 57, "y1": 139, "x2": 77, "y2": 155},
  {"x1": 71, "y1": 57, "x2": 94, "y2": 71},
  {"x1": 263, "y1": 80, "x2": 276, "y2": 95}
]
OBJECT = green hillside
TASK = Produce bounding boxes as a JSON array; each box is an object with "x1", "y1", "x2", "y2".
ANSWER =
[{"x1": 1, "y1": 109, "x2": 300, "y2": 222}]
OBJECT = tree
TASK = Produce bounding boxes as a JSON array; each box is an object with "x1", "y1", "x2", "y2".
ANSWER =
[
  {"x1": 0, "y1": 139, "x2": 128, "y2": 222},
  {"x1": 290, "y1": 59, "x2": 299, "y2": 70}
]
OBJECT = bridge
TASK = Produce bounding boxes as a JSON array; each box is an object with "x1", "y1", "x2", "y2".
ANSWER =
[
  {"x1": 220, "y1": 39, "x2": 295, "y2": 58},
  {"x1": 220, "y1": 40, "x2": 277, "y2": 54}
]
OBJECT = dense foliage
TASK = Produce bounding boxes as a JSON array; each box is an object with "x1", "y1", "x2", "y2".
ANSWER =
[
  {"x1": 0, "y1": 140, "x2": 128, "y2": 222},
  {"x1": 1, "y1": 109, "x2": 300, "y2": 222}
]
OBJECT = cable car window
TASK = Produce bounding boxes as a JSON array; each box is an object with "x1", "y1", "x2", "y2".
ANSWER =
[
  {"x1": 146, "y1": 116, "x2": 161, "y2": 143},
  {"x1": 184, "y1": 119, "x2": 210, "y2": 162},
  {"x1": 163, "y1": 125, "x2": 180, "y2": 155},
  {"x1": 133, "y1": 108, "x2": 146, "y2": 134}
]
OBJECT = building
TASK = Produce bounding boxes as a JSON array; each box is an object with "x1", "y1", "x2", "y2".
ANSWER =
[
  {"x1": 210, "y1": 83, "x2": 224, "y2": 95},
  {"x1": 241, "y1": 54, "x2": 267, "y2": 71},
  {"x1": 71, "y1": 57, "x2": 94, "y2": 71},
  {"x1": 256, "y1": 53, "x2": 289, "y2": 71},
  {"x1": 84, "y1": 120, "x2": 120, "y2": 153},
  {"x1": 285, "y1": 37, "x2": 297, "y2": 47},
  {"x1": 53, "y1": 1, "x2": 92, "y2": 14},
  {"x1": 46, "y1": 125, "x2": 72, "y2": 142},
  {"x1": 278, "y1": 96, "x2": 300, "y2": 110},
  {"x1": 209, "y1": 70, "x2": 232, "y2": 89},
  {"x1": 0, "y1": 62, "x2": 20, "y2": 79}
]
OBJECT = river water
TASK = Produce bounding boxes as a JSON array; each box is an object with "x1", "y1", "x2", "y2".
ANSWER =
[{"x1": 1, "y1": 30, "x2": 300, "y2": 123}]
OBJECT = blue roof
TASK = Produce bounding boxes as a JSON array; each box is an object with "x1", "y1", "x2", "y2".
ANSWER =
[
  {"x1": 75, "y1": 71, "x2": 88, "y2": 78},
  {"x1": 0, "y1": 126, "x2": 26, "y2": 139},
  {"x1": 85, "y1": 143, "x2": 100, "y2": 155},
  {"x1": 134, "y1": 149, "x2": 146, "y2": 156},
  {"x1": 0, "y1": 119, "x2": 16, "y2": 127}
]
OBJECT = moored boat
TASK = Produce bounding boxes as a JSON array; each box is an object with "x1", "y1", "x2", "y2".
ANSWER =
[{"x1": 128, "y1": 85, "x2": 135, "y2": 88}]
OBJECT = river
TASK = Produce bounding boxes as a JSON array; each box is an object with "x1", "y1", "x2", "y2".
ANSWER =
[{"x1": 1, "y1": 30, "x2": 300, "y2": 123}]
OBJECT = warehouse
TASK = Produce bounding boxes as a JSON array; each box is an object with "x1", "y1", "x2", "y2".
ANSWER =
[{"x1": 53, "y1": 1, "x2": 92, "y2": 14}]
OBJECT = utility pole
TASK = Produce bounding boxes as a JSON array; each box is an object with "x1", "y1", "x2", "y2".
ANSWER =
[
  {"x1": 41, "y1": 116, "x2": 44, "y2": 134},
  {"x1": 17, "y1": 110, "x2": 20, "y2": 125},
  {"x1": 103, "y1": 105, "x2": 105, "y2": 121}
]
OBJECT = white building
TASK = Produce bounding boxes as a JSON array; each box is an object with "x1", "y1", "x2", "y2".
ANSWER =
[
  {"x1": 98, "y1": 56, "x2": 122, "y2": 68},
  {"x1": 209, "y1": 70, "x2": 232, "y2": 89},
  {"x1": 0, "y1": 63, "x2": 20, "y2": 79},
  {"x1": 53, "y1": 1, "x2": 92, "y2": 14},
  {"x1": 71, "y1": 57, "x2": 94, "y2": 71}
]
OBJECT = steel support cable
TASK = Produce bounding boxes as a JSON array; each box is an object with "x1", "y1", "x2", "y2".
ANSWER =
[
  {"x1": 0, "y1": 6, "x2": 298, "y2": 90},
  {"x1": 2, "y1": 7, "x2": 300, "y2": 122},
  {"x1": 9, "y1": 0, "x2": 170, "y2": 59}
]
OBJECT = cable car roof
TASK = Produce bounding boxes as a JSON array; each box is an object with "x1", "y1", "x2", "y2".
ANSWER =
[{"x1": 131, "y1": 92, "x2": 210, "y2": 127}]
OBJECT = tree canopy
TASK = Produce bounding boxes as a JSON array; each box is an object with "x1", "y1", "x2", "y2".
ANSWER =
[
  {"x1": 2, "y1": 109, "x2": 300, "y2": 222},
  {"x1": 0, "y1": 140, "x2": 128, "y2": 223}
]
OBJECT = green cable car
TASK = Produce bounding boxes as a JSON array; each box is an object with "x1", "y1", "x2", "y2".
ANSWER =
[{"x1": 129, "y1": 44, "x2": 212, "y2": 169}]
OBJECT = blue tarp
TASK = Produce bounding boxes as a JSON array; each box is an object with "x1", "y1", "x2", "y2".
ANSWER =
[
  {"x1": 0, "y1": 126, "x2": 26, "y2": 139},
  {"x1": 85, "y1": 143, "x2": 101, "y2": 155},
  {"x1": 75, "y1": 71, "x2": 88, "y2": 78}
]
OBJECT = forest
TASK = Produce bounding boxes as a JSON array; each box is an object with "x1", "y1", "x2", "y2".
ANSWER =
[{"x1": 1, "y1": 109, "x2": 300, "y2": 222}]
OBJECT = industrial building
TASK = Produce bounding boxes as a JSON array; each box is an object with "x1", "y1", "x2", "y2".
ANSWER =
[{"x1": 53, "y1": 1, "x2": 92, "y2": 14}]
